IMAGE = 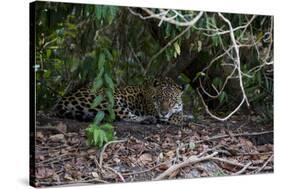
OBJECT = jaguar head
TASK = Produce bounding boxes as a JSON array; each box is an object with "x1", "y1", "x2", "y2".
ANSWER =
[{"x1": 151, "y1": 77, "x2": 184, "y2": 120}]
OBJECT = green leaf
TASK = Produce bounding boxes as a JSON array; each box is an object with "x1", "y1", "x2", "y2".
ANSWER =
[
  {"x1": 105, "y1": 89, "x2": 114, "y2": 106},
  {"x1": 213, "y1": 77, "x2": 223, "y2": 89},
  {"x1": 100, "y1": 131, "x2": 108, "y2": 144},
  {"x1": 91, "y1": 78, "x2": 103, "y2": 93},
  {"x1": 104, "y1": 73, "x2": 114, "y2": 91},
  {"x1": 104, "y1": 48, "x2": 113, "y2": 61},
  {"x1": 46, "y1": 49, "x2": 52, "y2": 58},
  {"x1": 193, "y1": 72, "x2": 205, "y2": 81},
  {"x1": 101, "y1": 123, "x2": 113, "y2": 131},
  {"x1": 95, "y1": 6, "x2": 102, "y2": 20},
  {"x1": 93, "y1": 127, "x2": 100, "y2": 145},
  {"x1": 179, "y1": 73, "x2": 191, "y2": 83},
  {"x1": 107, "y1": 108, "x2": 116, "y2": 121},
  {"x1": 219, "y1": 91, "x2": 225, "y2": 104},
  {"x1": 96, "y1": 67, "x2": 104, "y2": 79},
  {"x1": 174, "y1": 42, "x2": 181, "y2": 55},
  {"x1": 94, "y1": 111, "x2": 105, "y2": 125},
  {"x1": 91, "y1": 95, "x2": 104, "y2": 108},
  {"x1": 98, "y1": 53, "x2": 105, "y2": 70}
]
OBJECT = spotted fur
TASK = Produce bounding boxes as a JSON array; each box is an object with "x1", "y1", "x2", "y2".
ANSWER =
[{"x1": 55, "y1": 77, "x2": 184, "y2": 125}]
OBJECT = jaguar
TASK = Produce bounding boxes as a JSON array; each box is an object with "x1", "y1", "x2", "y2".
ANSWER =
[{"x1": 55, "y1": 77, "x2": 184, "y2": 125}]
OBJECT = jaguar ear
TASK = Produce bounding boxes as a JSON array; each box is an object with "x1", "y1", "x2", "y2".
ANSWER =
[
  {"x1": 180, "y1": 84, "x2": 187, "y2": 91},
  {"x1": 179, "y1": 91, "x2": 184, "y2": 96},
  {"x1": 153, "y1": 79, "x2": 161, "y2": 87}
]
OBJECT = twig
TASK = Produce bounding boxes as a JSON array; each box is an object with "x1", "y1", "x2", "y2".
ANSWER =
[
  {"x1": 197, "y1": 13, "x2": 252, "y2": 121},
  {"x1": 154, "y1": 152, "x2": 218, "y2": 180},
  {"x1": 122, "y1": 159, "x2": 173, "y2": 176},
  {"x1": 218, "y1": 13, "x2": 249, "y2": 107},
  {"x1": 196, "y1": 130, "x2": 273, "y2": 144},
  {"x1": 104, "y1": 166, "x2": 125, "y2": 182},
  {"x1": 197, "y1": 15, "x2": 256, "y2": 37},
  {"x1": 36, "y1": 153, "x2": 73, "y2": 165},
  {"x1": 199, "y1": 65, "x2": 236, "y2": 98},
  {"x1": 128, "y1": 7, "x2": 203, "y2": 27},
  {"x1": 197, "y1": 88, "x2": 245, "y2": 121},
  {"x1": 232, "y1": 162, "x2": 252, "y2": 175},
  {"x1": 36, "y1": 125, "x2": 67, "y2": 135},
  {"x1": 39, "y1": 178, "x2": 109, "y2": 186},
  {"x1": 129, "y1": 8, "x2": 203, "y2": 76},
  {"x1": 129, "y1": 43, "x2": 144, "y2": 72},
  {"x1": 255, "y1": 154, "x2": 274, "y2": 173},
  {"x1": 99, "y1": 139, "x2": 127, "y2": 168},
  {"x1": 179, "y1": 130, "x2": 273, "y2": 149},
  {"x1": 211, "y1": 157, "x2": 272, "y2": 171},
  {"x1": 142, "y1": 8, "x2": 203, "y2": 27}
]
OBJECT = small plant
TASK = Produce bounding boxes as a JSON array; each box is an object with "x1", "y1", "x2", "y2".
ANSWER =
[
  {"x1": 86, "y1": 48, "x2": 116, "y2": 148},
  {"x1": 86, "y1": 111, "x2": 114, "y2": 148}
]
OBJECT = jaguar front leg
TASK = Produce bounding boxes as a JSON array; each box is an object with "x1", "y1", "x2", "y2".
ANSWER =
[
  {"x1": 125, "y1": 112, "x2": 157, "y2": 124},
  {"x1": 166, "y1": 111, "x2": 184, "y2": 126},
  {"x1": 115, "y1": 107, "x2": 157, "y2": 124}
]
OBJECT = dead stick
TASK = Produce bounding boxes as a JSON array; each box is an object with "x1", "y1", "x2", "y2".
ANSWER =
[{"x1": 154, "y1": 152, "x2": 218, "y2": 180}]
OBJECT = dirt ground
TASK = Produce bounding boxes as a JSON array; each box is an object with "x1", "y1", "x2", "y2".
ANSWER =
[{"x1": 32, "y1": 112, "x2": 273, "y2": 187}]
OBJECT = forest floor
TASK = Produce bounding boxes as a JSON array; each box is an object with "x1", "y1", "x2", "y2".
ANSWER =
[{"x1": 33, "y1": 112, "x2": 273, "y2": 187}]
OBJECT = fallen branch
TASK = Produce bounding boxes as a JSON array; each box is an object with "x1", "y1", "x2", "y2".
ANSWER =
[{"x1": 154, "y1": 152, "x2": 218, "y2": 180}]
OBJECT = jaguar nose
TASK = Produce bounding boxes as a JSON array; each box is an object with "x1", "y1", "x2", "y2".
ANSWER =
[{"x1": 161, "y1": 111, "x2": 169, "y2": 118}]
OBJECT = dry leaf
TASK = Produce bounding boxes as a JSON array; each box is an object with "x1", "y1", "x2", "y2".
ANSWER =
[
  {"x1": 36, "y1": 168, "x2": 54, "y2": 179},
  {"x1": 49, "y1": 134, "x2": 65, "y2": 142},
  {"x1": 139, "y1": 153, "x2": 153, "y2": 164},
  {"x1": 91, "y1": 172, "x2": 100, "y2": 178},
  {"x1": 57, "y1": 122, "x2": 67, "y2": 133}
]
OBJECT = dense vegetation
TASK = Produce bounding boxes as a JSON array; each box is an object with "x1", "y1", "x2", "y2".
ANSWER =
[{"x1": 35, "y1": 2, "x2": 273, "y2": 146}]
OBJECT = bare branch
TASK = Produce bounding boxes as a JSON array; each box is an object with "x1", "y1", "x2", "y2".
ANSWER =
[
  {"x1": 134, "y1": 8, "x2": 204, "y2": 27},
  {"x1": 154, "y1": 152, "x2": 218, "y2": 180},
  {"x1": 197, "y1": 88, "x2": 245, "y2": 121},
  {"x1": 218, "y1": 13, "x2": 249, "y2": 107}
]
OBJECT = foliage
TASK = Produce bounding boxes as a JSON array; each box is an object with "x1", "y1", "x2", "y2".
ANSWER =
[
  {"x1": 35, "y1": 1, "x2": 273, "y2": 137},
  {"x1": 86, "y1": 35, "x2": 116, "y2": 147}
]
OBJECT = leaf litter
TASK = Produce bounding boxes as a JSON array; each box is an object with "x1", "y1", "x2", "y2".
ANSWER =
[{"x1": 33, "y1": 113, "x2": 273, "y2": 187}]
